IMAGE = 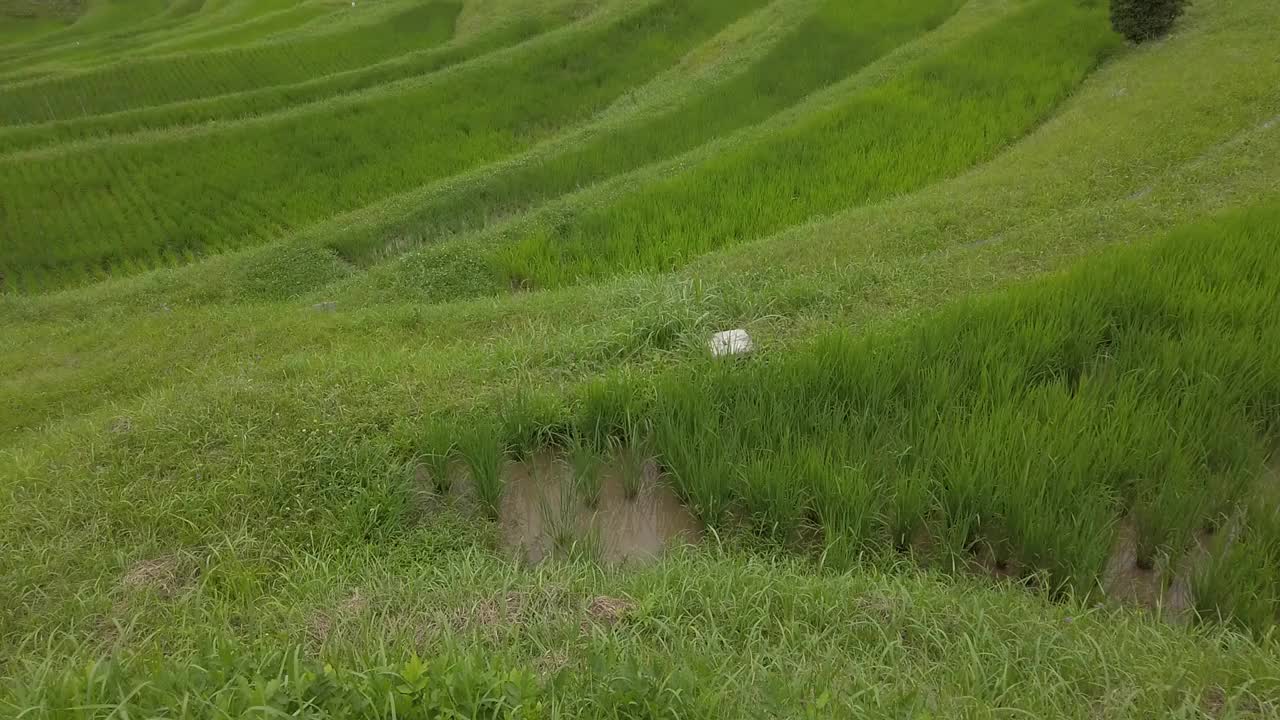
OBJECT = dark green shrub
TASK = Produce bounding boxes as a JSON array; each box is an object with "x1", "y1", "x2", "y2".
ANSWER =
[{"x1": 1111, "y1": 0, "x2": 1187, "y2": 43}]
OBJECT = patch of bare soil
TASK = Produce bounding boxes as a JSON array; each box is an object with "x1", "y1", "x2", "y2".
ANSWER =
[
  {"x1": 1101, "y1": 518, "x2": 1229, "y2": 621},
  {"x1": 409, "y1": 458, "x2": 479, "y2": 521},
  {"x1": 119, "y1": 555, "x2": 190, "y2": 597},
  {"x1": 1104, "y1": 520, "x2": 1180, "y2": 614},
  {"x1": 306, "y1": 588, "x2": 371, "y2": 649},
  {"x1": 971, "y1": 540, "x2": 1023, "y2": 581},
  {"x1": 100, "y1": 554, "x2": 196, "y2": 647},
  {"x1": 499, "y1": 449, "x2": 701, "y2": 565},
  {"x1": 585, "y1": 595, "x2": 635, "y2": 626}
]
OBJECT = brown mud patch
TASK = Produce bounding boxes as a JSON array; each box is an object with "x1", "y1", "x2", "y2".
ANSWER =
[
  {"x1": 499, "y1": 449, "x2": 701, "y2": 565},
  {"x1": 585, "y1": 595, "x2": 635, "y2": 626},
  {"x1": 99, "y1": 554, "x2": 197, "y2": 647},
  {"x1": 1101, "y1": 519, "x2": 1229, "y2": 620},
  {"x1": 119, "y1": 554, "x2": 192, "y2": 597},
  {"x1": 1103, "y1": 520, "x2": 1186, "y2": 615},
  {"x1": 970, "y1": 541, "x2": 1023, "y2": 581},
  {"x1": 305, "y1": 588, "x2": 376, "y2": 650}
]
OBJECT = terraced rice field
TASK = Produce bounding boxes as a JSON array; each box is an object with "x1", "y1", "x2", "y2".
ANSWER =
[{"x1": 2, "y1": 0, "x2": 1280, "y2": 715}]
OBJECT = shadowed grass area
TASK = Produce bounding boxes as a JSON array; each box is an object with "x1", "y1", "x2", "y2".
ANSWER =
[{"x1": 493, "y1": 0, "x2": 1119, "y2": 289}]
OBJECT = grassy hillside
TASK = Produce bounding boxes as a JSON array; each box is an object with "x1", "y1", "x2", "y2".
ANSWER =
[
  {"x1": 2, "y1": 0, "x2": 1280, "y2": 714},
  {"x1": 0, "y1": 0, "x2": 772, "y2": 292}
]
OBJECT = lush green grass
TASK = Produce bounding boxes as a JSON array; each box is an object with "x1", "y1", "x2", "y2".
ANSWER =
[
  {"x1": 0, "y1": 0, "x2": 228, "y2": 74},
  {"x1": 426, "y1": 201, "x2": 1280, "y2": 630},
  {"x1": 323, "y1": 0, "x2": 966, "y2": 262},
  {"x1": 0, "y1": 1, "x2": 464, "y2": 124},
  {"x1": 2, "y1": 0, "x2": 1280, "y2": 712},
  {"x1": 0, "y1": 0, "x2": 313, "y2": 71},
  {"x1": 136, "y1": 1, "x2": 337, "y2": 56},
  {"x1": 0, "y1": 4, "x2": 584, "y2": 154},
  {"x1": 0, "y1": 0, "x2": 766, "y2": 293},
  {"x1": 494, "y1": 0, "x2": 1119, "y2": 289},
  {"x1": 6, "y1": 547, "x2": 1280, "y2": 718}
]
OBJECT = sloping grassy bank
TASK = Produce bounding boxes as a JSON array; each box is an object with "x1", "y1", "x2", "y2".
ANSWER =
[
  {"x1": 2, "y1": 204, "x2": 1278, "y2": 718},
  {"x1": 432, "y1": 201, "x2": 1280, "y2": 631},
  {"x1": 5, "y1": 551, "x2": 1279, "y2": 718}
]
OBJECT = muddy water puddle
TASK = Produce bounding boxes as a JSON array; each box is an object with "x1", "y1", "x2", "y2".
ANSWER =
[{"x1": 499, "y1": 450, "x2": 701, "y2": 565}]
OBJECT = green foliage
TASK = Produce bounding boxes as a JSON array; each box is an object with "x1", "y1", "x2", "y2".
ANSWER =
[
  {"x1": 1193, "y1": 485, "x2": 1280, "y2": 633},
  {"x1": 228, "y1": 243, "x2": 354, "y2": 302},
  {"x1": 0, "y1": 0, "x2": 767, "y2": 293},
  {"x1": 3, "y1": 648, "x2": 544, "y2": 719},
  {"x1": 1111, "y1": 0, "x2": 1188, "y2": 43},
  {"x1": 494, "y1": 0, "x2": 1119, "y2": 288},
  {"x1": 3, "y1": 553, "x2": 1280, "y2": 717},
  {"x1": 568, "y1": 435, "x2": 604, "y2": 509},
  {"x1": 457, "y1": 419, "x2": 508, "y2": 519},
  {"x1": 2, "y1": 0, "x2": 1280, "y2": 708},
  {"x1": 326, "y1": 0, "x2": 965, "y2": 263},
  {"x1": 0, "y1": 9, "x2": 577, "y2": 153},
  {"x1": 510, "y1": 203, "x2": 1280, "y2": 619},
  {"x1": 583, "y1": 656, "x2": 707, "y2": 720}
]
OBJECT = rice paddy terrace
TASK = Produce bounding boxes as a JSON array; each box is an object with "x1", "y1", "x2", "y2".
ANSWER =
[{"x1": 2, "y1": 0, "x2": 1280, "y2": 715}]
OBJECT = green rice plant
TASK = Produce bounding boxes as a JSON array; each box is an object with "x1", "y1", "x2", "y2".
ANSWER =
[
  {"x1": 610, "y1": 415, "x2": 653, "y2": 502},
  {"x1": 456, "y1": 420, "x2": 506, "y2": 519},
  {"x1": 580, "y1": 201, "x2": 1280, "y2": 601},
  {"x1": 0, "y1": 0, "x2": 768, "y2": 293},
  {"x1": 494, "y1": 0, "x2": 1120, "y2": 289},
  {"x1": 0, "y1": 0, "x2": 231, "y2": 73},
  {"x1": 1192, "y1": 488, "x2": 1280, "y2": 635},
  {"x1": 575, "y1": 371, "x2": 649, "y2": 451},
  {"x1": 651, "y1": 372, "x2": 735, "y2": 526},
  {"x1": 139, "y1": 2, "x2": 337, "y2": 56},
  {"x1": 1132, "y1": 436, "x2": 1215, "y2": 570},
  {"x1": 806, "y1": 450, "x2": 881, "y2": 551},
  {"x1": 418, "y1": 419, "x2": 457, "y2": 494},
  {"x1": 532, "y1": 456, "x2": 581, "y2": 557},
  {"x1": 737, "y1": 449, "x2": 811, "y2": 543},
  {"x1": 614, "y1": 444, "x2": 648, "y2": 504},
  {"x1": 886, "y1": 471, "x2": 933, "y2": 553},
  {"x1": 568, "y1": 436, "x2": 603, "y2": 510}
]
